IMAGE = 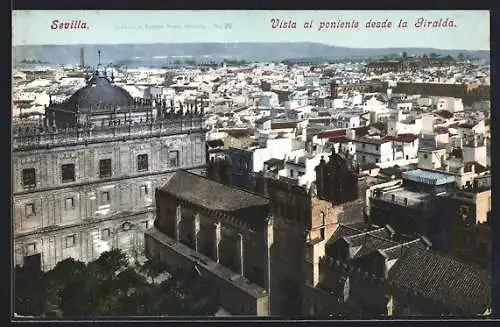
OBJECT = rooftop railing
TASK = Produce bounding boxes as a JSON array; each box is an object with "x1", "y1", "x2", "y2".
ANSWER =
[
  {"x1": 13, "y1": 117, "x2": 205, "y2": 151},
  {"x1": 371, "y1": 191, "x2": 427, "y2": 209}
]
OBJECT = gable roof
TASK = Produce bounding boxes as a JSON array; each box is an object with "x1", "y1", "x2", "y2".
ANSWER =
[
  {"x1": 317, "y1": 129, "x2": 346, "y2": 139},
  {"x1": 323, "y1": 223, "x2": 491, "y2": 313},
  {"x1": 159, "y1": 170, "x2": 269, "y2": 213},
  {"x1": 383, "y1": 134, "x2": 418, "y2": 143},
  {"x1": 389, "y1": 247, "x2": 491, "y2": 312},
  {"x1": 271, "y1": 121, "x2": 298, "y2": 130}
]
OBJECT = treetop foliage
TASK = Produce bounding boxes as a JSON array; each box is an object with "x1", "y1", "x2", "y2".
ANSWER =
[{"x1": 15, "y1": 249, "x2": 218, "y2": 317}]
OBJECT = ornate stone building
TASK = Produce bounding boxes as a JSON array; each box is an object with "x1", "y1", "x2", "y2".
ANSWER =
[
  {"x1": 310, "y1": 223, "x2": 491, "y2": 316},
  {"x1": 13, "y1": 63, "x2": 207, "y2": 271},
  {"x1": 145, "y1": 149, "x2": 366, "y2": 316},
  {"x1": 145, "y1": 170, "x2": 272, "y2": 316}
]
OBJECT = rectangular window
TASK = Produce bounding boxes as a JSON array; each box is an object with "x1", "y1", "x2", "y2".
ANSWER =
[
  {"x1": 290, "y1": 169, "x2": 294, "y2": 177},
  {"x1": 22, "y1": 168, "x2": 36, "y2": 188},
  {"x1": 61, "y1": 164, "x2": 76, "y2": 183},
  {"x1": 25, "y1": 203, "x2": 35, "y2": 217},
  {"x1": 65, "y1": 235, "x2": 76, "y2": 248},
  {"x1": 101, "y1": 191, "x2": 111, "y2": 205},
  {"x1": 65, "y1": 197, "x2": 74, "y2": 210},
  {"x1": 137, "y1": 154, "x2": 149, "y2": 172},
  {"x1": 142, "y1": 220, "x2": 149, "y2": 229},
  {"x1": 169, "y1": 150, "x2": 179, "y2": 168},
  {"x1": 101, "y1": 228, "x2": 111, "y2": 240},
  {"x1": 99, "y1": 159, "x2": 112, "y2": 178}
]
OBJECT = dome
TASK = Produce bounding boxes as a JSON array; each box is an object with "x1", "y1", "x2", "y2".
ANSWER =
[{"x1": 65, "y1": 74, "x2": 134, "y2": 112}]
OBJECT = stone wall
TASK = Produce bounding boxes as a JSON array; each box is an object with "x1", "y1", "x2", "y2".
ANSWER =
[
  {"x1": 13, "y1": 128, "x2": 206, "y2": 270},
  {"x1": 145, "y1": 229, "x2": 270, "y2": 316}
]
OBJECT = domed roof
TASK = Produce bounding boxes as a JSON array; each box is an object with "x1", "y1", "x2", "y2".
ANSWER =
[{"x1": 65, "y1": 72, "x2": 134, "y2": 112}]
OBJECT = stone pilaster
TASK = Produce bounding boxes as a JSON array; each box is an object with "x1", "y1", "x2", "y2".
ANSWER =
[
  {"x1": 237, "y1": 232, "x2": 244, "y2": 276},
  {"x1": 175, "y1": 205, "x2": 182, "y2": 242},
  {"x1": 194, "y1": 213, "x2": 200, "y2": 252},
  {"x1": 214, "y1": 221, "x2": 221, "y2": 263}
]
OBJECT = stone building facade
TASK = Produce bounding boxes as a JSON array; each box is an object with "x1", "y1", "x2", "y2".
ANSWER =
[
  {"x1": 308, "y1": 223, "x2": 491, "y2": 316},
  {"x1": 451, "y1": 174, "x2": 491, "y2": 267},
  {"x1": 145, "y1": 170, "x2": 272, "y2": 316},
  {"x1": 13, "y1": 67, "x2": 207, "y2": 271}
]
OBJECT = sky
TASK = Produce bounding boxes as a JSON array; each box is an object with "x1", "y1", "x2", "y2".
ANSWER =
[{"x1": 12, "y1": 10, "x2": 490, "y2": 50}]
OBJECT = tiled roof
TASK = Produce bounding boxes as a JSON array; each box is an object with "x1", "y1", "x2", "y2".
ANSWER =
[
  {"x1": 309, "y1": 117, "x2": 333, "y2": 124},
  {"x1": 353, "y1": 126, "x2": 370, "y2": 137},
  {"x1": 271, "y1": 121, "x2": 298, "y2": 130},
  {"x1": 316, "y1": 129, "x2": 346, "y2": 139},
  {"x1": 343, "y1": 227, "x2": 396, "y2": 258},
  {"x1": 159, "y1": 170, "x2": 269, "y2": 214},
  {"x1": 355, "y1": 137, "x2": 391, "y2": 145},
  {"x1": 325, "y1": 223, "x2": 491, "y2": 313},
  {"x1": 326, "y1": 223, "x2": 372, "y2": 246},
  {"x1": 383, "y1": 134, "x2": 418, "y2": 143},
  {"x1": 221, "y1": 128, "x2": 254, "y2": 138},
  {"x1": 389, "y1": 247, "x2": 491, "y2": 312}
]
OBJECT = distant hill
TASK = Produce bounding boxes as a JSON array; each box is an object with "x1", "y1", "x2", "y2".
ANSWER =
[{"x1": 12, "y1": 43, "x2": 490, "y2": 66}]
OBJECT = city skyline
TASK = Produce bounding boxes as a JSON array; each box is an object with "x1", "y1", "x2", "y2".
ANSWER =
[{"x1": 13, "y1": 10, "x2": 489, "y2": 51}]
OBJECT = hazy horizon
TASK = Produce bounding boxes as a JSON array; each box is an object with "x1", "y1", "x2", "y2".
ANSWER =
[{"x1": 13, "y1": 41, "x2": 491, "y2": 52}]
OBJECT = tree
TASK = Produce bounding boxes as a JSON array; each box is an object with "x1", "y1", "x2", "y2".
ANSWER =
[
  {"x1": 15, "y1": 249, "x2": 218, "y2": 317},
  {"x1": 43, "y1": 258, "x2": 88, "y2": 313},
  {"x1": 89, "y1": 248, "x2": 128, "y2": 279},
  {"x1": 140, "y1": 255, "x2": 170, "y2": 283},
  {"x1": 58, "y1": 278, "x2": 96, "y2": 317},
  {"x1": 116, "y1": 267, "x2": 147, "y2": 292}
]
